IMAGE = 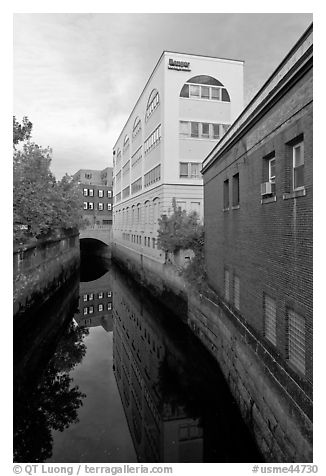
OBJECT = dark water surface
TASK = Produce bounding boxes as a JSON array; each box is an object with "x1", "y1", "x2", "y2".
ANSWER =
[{"x1": 14, "y1": 254, "x2": 262, "y2": 463}]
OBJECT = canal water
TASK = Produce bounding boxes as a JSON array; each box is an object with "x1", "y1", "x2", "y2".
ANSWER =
[{"x1": 13, "y1": 253, "x2": 262, "y2": 463}]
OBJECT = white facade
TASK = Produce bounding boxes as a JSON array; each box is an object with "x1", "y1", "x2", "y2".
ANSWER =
[{"x1": 112, "y1": 51, "x2": 244, "y2": 263}]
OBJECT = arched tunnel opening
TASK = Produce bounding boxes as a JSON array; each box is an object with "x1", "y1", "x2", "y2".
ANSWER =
[{"x1": 80, "y1": 238, "x2": 111, "y2": 282}]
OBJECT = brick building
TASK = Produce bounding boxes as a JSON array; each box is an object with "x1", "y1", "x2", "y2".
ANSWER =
[
  {"x1": 201, "y1": 23, "x2": 313, "y2": 451},
  {"x1": 74, "y1": 167, "x2": 113, "y2": 225}
]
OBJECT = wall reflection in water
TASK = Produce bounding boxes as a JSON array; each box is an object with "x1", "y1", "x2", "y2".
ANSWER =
[{"x1": 111, "y1": 266, "x2": 262, "y2": 463}]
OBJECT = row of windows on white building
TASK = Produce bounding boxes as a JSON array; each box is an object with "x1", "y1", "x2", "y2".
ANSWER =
[
  {"x1": 224, "y1": 269, "x2": 306, "y2": 376},
  {"x1": 83, "y1": 292, "x2": 112, "y2": 301},
  {"x1": 83, "y1": 202, "x2": 112, "y2": 211},
  {"x1": 83, "y1": 188, "x2": 112, "y2": 198}
]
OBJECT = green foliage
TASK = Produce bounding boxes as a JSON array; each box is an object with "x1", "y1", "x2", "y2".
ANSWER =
[
  {"x1": 13, "y1": 117, "x2": 86, "y2": 243},
  {"x1": 157, "y1": 198, "x2": 204, "y2": 254}
]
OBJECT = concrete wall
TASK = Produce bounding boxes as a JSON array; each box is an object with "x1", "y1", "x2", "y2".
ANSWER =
[{"x1": 13, "y1": 231, "x2": 80, "y2": 318}]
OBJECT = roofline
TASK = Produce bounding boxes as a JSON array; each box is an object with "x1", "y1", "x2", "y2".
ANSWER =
[
  {"x1": 113, "y1": 50, "x2": 244, "y2": 151},
  {"x1": 202, "y1": 22, "x2": 313, "y2": 173}
]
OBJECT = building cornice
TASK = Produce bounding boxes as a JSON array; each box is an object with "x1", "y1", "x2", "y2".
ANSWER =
[{"x1": 202, "y1": 23, "x2": 313, "y2": 174}]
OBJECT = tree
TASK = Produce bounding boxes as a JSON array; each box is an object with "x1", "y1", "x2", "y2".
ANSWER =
[
  {"x1": 157, "y1": 198, "x2": 207, "y2": 290},
  {"x1": 13, "y1": 117, "x2": 86, "y2": 243},
  {"x1": 157, "y1": 198, "x2": 204, "y2": 254}
]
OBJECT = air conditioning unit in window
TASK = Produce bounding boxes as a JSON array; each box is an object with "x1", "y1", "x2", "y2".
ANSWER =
[{"x1": 261, "y1": 182, "x2": 273, "y2": 195}]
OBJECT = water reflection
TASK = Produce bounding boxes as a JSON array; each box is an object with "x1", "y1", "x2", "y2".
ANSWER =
[
  {"x1": 13, "y1": 277, "x2": 89, "y2": 463},
  {"x1": 14, "y1": 256, "x2": 262, "y2": 463},
  {"x1": 111, "y1": 266, "x2": 262, "y2": 463}
]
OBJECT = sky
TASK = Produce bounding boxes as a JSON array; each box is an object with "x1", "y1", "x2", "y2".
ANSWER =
[{"x1": 13, "y1": 13, "x2": 313, "y2": 179}]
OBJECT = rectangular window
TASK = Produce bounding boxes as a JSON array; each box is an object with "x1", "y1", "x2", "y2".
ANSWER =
[
  {"x1": 232, "y1": 173, "x2": 240, "y2": 206},
  {"x1": 264, "y1": 294, "x2": 277, "y2": 346},
  {"x1": 83, "y1": 294, "x2": 88, "y2": 302},
  {"x1": 212, "y1": 124, "x2": 220, "y2": 140},
  {"x1": 98, "y1": 304, "x2": 104, "y2": 312},
  {"x1": 98, "y1": 190, "x2": 104, "y2": 198},
  {"x1": 98, "y1": 292, "x2": 103, "y2": 299},
  {"x1": 107, "y1": 190, "x2": 112, "y2": 197},
  {"x1": 88, "y1": 202, "x2": 94, "y2": 210},
  {"x1": 107, "y1": 203, "x2": 112, "y2": 211},
  {"x1": 211, "y1": 87, "x2": 221, "y2": 100},
  {"x1": 191, "y1": 122, "x2": 199, "y2": 138},
  {"x1": 288, "y1": 310, "x2": 305, "y2": 374},
  {"x1": 89, "y1": 293, "x2": 94, "y2": 300},
  {"x1": 190, "y1": 163, "x2": 200, "y2": 178},
  {"x1": 201, "y1": 86, "x2": 210, "y2": 99},
  {"x1": 107, "y1": 303, "x2": 112, "y2": 310},
  {"x1": 176, "y1": 201, "x2": 186, "y2": 211},
  {"x1": 224, "y1": 269, "x2": 230, "y2": 301},
  {"x1": 98, "y1": 203, "x2": 104, "y2": 211},
  {"x1": 223, "y1": 179, "x2": 229, "y2": 209},
  {"x1": 189, "y1": 85, "x2": 200, "y2": 98},
  {"x1": 233, "y1": 275, "x2": 240, "y2": 310},
  {"x1": 83, "y1": 307, "x2": 88, "y2": 315},
  {"x1": 179, "y1": 121, "x2": 189, "y2": 137},
  {"x1": 83, "y1": 188, "x2": 88, "y2": 196},
  {"x1": 83, "y1": 202, "x2": 88, "y2": 210},
  {"x1": 107, "y1": 292, "x2": 112, "y2": 298},
  {"x1": 201, "y1": 123, "x2": 210, "y2": 138},
  {"x1": 293, "y1": 142, "x2": 304, "y2": 190},
  {"x1": 180, "y1": 162, "x2": 188, "y2": 178},
  {"x1": 89, "y1": 189, "x2": 94, "y2": 197},
  {"x1": 89, "y1": 306, "x2": 94, "y2": 314}
]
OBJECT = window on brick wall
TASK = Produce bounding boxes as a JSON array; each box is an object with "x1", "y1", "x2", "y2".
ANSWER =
[
  {"x1": 224, "y1": 269, "x2": 230, "y2": 301},
  {"x1": 263, "y1": 294, "x2": 277, "y2": 346},
  {"x1": 89, "y1": 189, "x2": 94, "y2": 197},
  {"x1": 83, "y1": 202, "x2": 88, "y2": 210},
  {"x1": 223, "y1": 179, "x2": 229, "y2": 209},
  {"x1": 287, "y1": 309, "x2": 305, "y2": 375},
  {"x1": 293, "y1": 141, "x2": 304, "y2": 190},
  {"x1": 233, "y1": 275, "x2": 240, "y2": 310},
  {"x1": 83, "y1": 188, "x2": 88, "y2": 196},
  {"x1": 232, "y1": 173, "x2": 240, "y2": 207}
]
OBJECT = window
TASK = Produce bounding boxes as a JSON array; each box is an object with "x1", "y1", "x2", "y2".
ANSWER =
[
  {"x1": 176, "y1": 201, "x2": 186, "y2": 211},
  {"x1": 89, "y1": 293, "x2": 94, "y2": 300},
  {"x1": 144, "y1": 165, "x2": 161, "y2": 187},
  {"x1": 98, "y1": 190, "x2": 104, "y2": 198},
  {"x1": 107, "y1": 291, "x2": 112, "y2": 298},
  {"x1": 83, "y1": 307, "x2": 88, "y2": 315},
  {"x1": 212, "y1": 124, "x2": 220, "y2": 139},
  {"x1": 122, "y1": 186, "x2": 130, "y2": 198},
  {"x1": 211, "y1": 87, "x2": 221, "y2": 100},
  {"x1": 144, "y1": 125, "x2": 161, "y2": 154},
  {"x1": 83, "y1": 202, "x2": 88, "y2": 210},
  {"x1": 107, "y1": 203, "x2": 112, "y2": 211},
  {"x1": 98, "y1": 304, "x2": 104, "y2": 312},
  {"x1": 85, "y1": 173, "x2": 92, "y2": 179},
  {"x1": 264, "y1": 294, "x2": 277, "y2": 346},
  {"x1": 89, "y1": 306, "x2": 94, "y2": 314},
  {"x1": 83, "y1": 188, "x2": 88, "y2": 196},
  {"x1": 131, "y1": 146, "x2": 142, "y2": 167},
  {"x1": 223, "y1": 179, "x2": 229, "y2": 209},
  {"x1": 179, "y1": 121, "x2": 189, "y2": 137},
  {"x1": 146, "y1": 90, "x2": 160, "y2": 121},
  {"x1": 89, "y1": 202, "x2": 94, "y2": 210},
  {"x1": 98, "y1": 203, "x2": 104, "y2": 211},
  {"x1": 189, "y1": 85, "x2": 200, "y2": 98},
  {"x1": 233, "y1": 275, "x2": 240, "y2": 310},
  {"x1": 107, "y1": 190, "x2": 112, "y2": 198},
  {"x1": 98, "y1": 292, "x2": 103, "y2": 299},
  {"x1": 131, "y1": 177, "x2": 142, "y2": 194},
  {"x1": 201, "y1": 86, "x2": 210, "y2": 99},
  {"x1": 123, "y1": 135, "x2": 130, "y2": 153},
  {"x1": 83, "y1": 294, "x2": 88, "y2": 302},
  {"x1": 201, "y1": 123, "x2": 210, "y2": 138},
  {"x1": 288, "y1": 310, "x2": 305, "y2": 374},
  {"x1": 179, "y1": 76, "x2": 230, "y2": 102},
  {"x1": 232, "y1": 173, "x2": 240, "y2": 207},
  {"x1": 107, "y1": 303, "x2": 112, "y2": 310},
  {"x1": 89, "y1": 189, "x2": 94, "y2": 197},
  {"x1": 293, "y1": 142, "x2": 304, "y2": 190},
  {"x1": 132, "y1": 116, "x2": 142, "y2": 139},
  {"x1": 224, "y1": 269, "x2": 230, "y2": 301},
  {"x1": 179, "y1": 162, "x2": 201, "y2": 179},
  {"x1": 191, "y1": 122, "x2": 199, "y2": 138}
]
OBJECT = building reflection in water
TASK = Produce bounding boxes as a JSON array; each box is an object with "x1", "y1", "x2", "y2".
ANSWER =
[
  {"x1": 110, "y1": 266, "x2": 261, "y2": 463},
  {"x1": 75, "y1": 271, "x2": 113, "y2": 332}
]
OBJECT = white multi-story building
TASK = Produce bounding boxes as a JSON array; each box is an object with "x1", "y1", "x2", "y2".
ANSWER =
[{"x1": 112, "y1": 51, "x2": 244, "y2": 263}]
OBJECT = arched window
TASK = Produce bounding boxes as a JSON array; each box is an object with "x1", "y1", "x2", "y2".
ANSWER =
[
  {"x1": 123, "y1": 135, "x2": 130, "y2": 154},
  {"x1": 180, "y1": 75, "x2": 230, "y2": 102},
  {"x1": 116, "y1": 149, "x2": 122, "y2": 168},
  {"x1": 144, "y1": 200, "x2": 150, "y2": 224},
  {"x1": 153, "y1": 197, "x2": 160, "y2": 226},
  {"x1": 137, "y1": 203, "x2": 141, "y2": 223},
  {"x1": 132, "y1": 116, "x2": 142, "y2": 139},
  {"x1": 146, "y1": 89, "x2": 160, "y2": 121}
]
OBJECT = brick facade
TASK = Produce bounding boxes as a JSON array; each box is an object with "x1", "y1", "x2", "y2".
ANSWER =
[{"x1": 201, "y1": 24, "x2": 313, "y2": 458}]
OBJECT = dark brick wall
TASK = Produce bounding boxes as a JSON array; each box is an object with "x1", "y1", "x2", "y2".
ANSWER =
[{"x1": 203, "y1": 68, "x2": 313, "y2": 392}]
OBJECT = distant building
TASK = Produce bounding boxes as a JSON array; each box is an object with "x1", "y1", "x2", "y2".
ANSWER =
[
  {"x1": 202, "y1": 25, "x2": 312, "y2": 403},
  {"x1": 112, "y1": 51, "x2": 244, "y2": 264},
  {"x1": 74, "y1": 167, "x2": 113, "y2": 226}
]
